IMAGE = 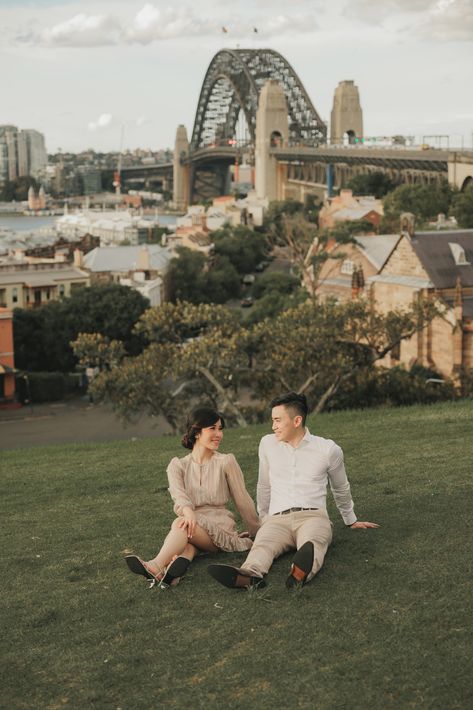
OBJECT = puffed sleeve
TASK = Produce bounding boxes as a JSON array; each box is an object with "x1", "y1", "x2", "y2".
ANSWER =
[
  {"x1": 166, "y1": 457, "x2": 194, "y2": 516},
  {"x1": 224, "y1": 454, "x2": 261, "y2": 537}
]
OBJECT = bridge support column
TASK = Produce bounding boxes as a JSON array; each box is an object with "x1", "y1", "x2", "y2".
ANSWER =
[
  {"x1": 255, "y1": 80, "x2": 289, "y2": 202},
  {"x1": 173, "y1": 124, "x2": 190, "y2": 211}
]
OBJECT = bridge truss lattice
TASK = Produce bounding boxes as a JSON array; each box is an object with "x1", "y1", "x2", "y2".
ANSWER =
[{"x1": 190, "y1": 49, "x2": 326, "y2": 152}]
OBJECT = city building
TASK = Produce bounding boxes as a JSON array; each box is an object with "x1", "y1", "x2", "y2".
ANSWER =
[
  {"x1": 0, "y1": 126, "x2": 47, "y2": 182},
  {"x1": 55, "y1": 210, "x2": 158, "y2": 245},
  {"x1": 81, "y1": 244, "x2": 173, "y2": 306},
  {"x1": 318, "y1": 189, "x2": 383, "y2": 230},
  {"x1": 0, "y1": 262, "x2": 89, "y2": 310},
  {"x1": 0, "y1": 308, "x2": 16, "y2": 404}
]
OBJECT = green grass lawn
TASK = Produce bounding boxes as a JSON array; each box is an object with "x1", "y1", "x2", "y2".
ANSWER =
[{"x1": 1, "y1": 400, "x2": 472, "y2": 710}]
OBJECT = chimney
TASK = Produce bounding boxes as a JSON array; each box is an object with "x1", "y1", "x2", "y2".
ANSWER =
[
  {"x1": 400, "y1": 212, "x2": 415, "y2": 238},
  {"x1": 137, "y1": 246, "x2": 151, "y2": 272},
  {"x1": 73, "y1": 249, "x2": 84, "y2": 268}
]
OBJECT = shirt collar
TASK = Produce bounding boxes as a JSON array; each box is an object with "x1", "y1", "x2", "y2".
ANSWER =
[{"x1": 279, "y1": 427, "x2": 311, "y2": 449}]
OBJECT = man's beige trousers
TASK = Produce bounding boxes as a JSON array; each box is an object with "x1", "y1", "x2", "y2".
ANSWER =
[{"x1": 242, "y1": 509, "x2": 333, "y2": 580}]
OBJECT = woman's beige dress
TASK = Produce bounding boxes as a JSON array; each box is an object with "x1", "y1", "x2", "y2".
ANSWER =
[{"x1": 166, "y1": 452, "x2": 261, "y2": 552}]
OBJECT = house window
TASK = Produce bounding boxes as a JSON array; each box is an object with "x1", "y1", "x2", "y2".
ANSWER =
[
  {"x1": 59, "y1": 284, "x2": 65, "y2": 298},
  {"x1": 449, "y1": 242, "x2": 470, "y2": 265},
  {"x1": 340, "y1": 259, "x2": 355, "y2": 275},
  {"x1": 12, "y1": 287, "x2": 18, "y2": 304}
]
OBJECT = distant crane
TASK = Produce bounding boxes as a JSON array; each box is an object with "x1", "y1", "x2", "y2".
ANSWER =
[{"x1": 113, "y1": 123, "x2": 125, "y2": 195}]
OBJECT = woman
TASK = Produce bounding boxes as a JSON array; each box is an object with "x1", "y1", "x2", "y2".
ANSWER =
[{"x1": 125, "y1": 407, "x2": 261, "y2": 589}]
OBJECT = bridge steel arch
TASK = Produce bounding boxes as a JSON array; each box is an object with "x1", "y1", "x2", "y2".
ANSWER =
[{"x1": 190, "y1": 49, "x2": 327, "y2": 152}]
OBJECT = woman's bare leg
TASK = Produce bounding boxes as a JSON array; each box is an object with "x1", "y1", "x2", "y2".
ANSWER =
[{"x1": 146, "y1": 519, "x2": 218, "y2": 575}]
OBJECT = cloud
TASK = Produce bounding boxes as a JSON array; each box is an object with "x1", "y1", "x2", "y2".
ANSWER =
[
  {"x1": 343, "y1": 0, "x2": 435, "y2": 24},
  {"x1": 342, "y1": 0, "x2": 472, "y2": 41},
  {"x1": 88, "y1": 113, "x2": 113, "y2": 132},
  {"x1": 31, "y1": 12, "x2": 121, "y2": 47},
  {"x1": 423, "y1": 0, "x2": 473, "y2": 41},
  {"x1": 14, "y1": 2, "x2": 318, "y2": 48}
]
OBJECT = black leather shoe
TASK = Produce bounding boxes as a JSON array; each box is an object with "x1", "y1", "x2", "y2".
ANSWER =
[
  {"x1": 286, "y1": 541, "x2": 314, "y2": 589},
  {"x1": 207, "y1": 564, "x2": 266, "y2": 589},
  {"x1": 159, "y1": 556, "x2": 191, "y2": 589}
]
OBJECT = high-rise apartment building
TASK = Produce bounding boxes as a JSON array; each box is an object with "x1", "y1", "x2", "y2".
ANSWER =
[{"x1": 0, "y1": 125, "x2": 47, "y2": 183}]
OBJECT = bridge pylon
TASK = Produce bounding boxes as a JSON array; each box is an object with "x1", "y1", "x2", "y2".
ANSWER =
[
  {"x1": 173, "y1": 124, "x2": 190, "y2": 211},
  {"x1": 330, "y1": 80, "x2": 363, "y2": 145},
  {"x1": 255, "y1": 80, "x2": 289, "y2": 202}
]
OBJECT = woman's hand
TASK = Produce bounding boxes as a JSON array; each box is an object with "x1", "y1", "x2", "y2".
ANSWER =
[
  {"x1": 238, "y1": 531, "x2": 251, "y2": 539},
  {"x1": 178, "y1": 507, "x2": 197, "y2": 538}
]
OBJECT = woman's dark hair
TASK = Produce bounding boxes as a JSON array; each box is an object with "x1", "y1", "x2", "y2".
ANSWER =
[
  {"x1": 181, "y1": 407, "x2": 225, "y2": 450},
  {"x1": 270, "y1": 392, "x2": 309, "y2": 426}
]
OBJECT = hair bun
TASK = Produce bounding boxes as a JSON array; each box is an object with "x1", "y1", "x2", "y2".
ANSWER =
[{"x1": 181, "y1": 433, "x2": 193, "y2": 450}]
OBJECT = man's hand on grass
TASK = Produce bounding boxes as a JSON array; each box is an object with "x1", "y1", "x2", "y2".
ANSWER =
[{"x1": 350, "y1": 521, "x2": 380, "y2": 529}]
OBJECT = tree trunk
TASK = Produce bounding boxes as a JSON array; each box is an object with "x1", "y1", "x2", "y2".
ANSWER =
[
  {"x1": 313, "y1": 377, "x2": 342, "y2": 414},
  {"x1": 197, "y1": 366, "x2": 248, "y2": 427}
]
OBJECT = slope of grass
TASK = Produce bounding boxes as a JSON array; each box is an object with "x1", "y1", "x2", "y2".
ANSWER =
[{"x1": 1, "y1": 400, "x2": 472, "y2": 709}]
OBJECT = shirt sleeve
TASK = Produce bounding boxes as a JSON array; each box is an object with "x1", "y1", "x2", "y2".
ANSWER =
[
  {"x1": 256, "y1": 437, "x2": 271, "y2": 518},
  {"x1": 224, "y1": 454, "x2": 261, "y2": 536},
  {"x1": 327, "y1": 443, "x2": 357, "y2": 526},
  {"x1": 166, "y1": 457, "x2": 194, "y2": 516}
]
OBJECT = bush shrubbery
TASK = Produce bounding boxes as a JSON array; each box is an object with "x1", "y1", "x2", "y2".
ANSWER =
[{"x1": 326, "y1": 365, "x2": 456, "y2": 412}]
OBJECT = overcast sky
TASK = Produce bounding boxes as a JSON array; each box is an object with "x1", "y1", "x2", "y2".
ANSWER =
[{"x1": 1, "y1": 0, "x2": 472, "y2": 153}]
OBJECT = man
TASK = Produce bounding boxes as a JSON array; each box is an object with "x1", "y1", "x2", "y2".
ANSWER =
[{"x1": 208, "y1": 392, "x2": 378, "y2": 590}]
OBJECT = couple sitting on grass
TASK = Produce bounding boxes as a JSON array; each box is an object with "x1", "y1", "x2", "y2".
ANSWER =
[{"x1": 125, "y1": 392, "x2": 379, "y2": 591}]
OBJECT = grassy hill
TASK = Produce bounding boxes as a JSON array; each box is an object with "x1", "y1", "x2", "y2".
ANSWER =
[{"x1": 1, "y1": 400, "x2": 472, "y2": 709}]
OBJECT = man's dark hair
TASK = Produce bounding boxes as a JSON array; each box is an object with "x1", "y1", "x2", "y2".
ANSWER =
[{"x1": 270, "y1": 392, "x2": 308, "y2": 426}]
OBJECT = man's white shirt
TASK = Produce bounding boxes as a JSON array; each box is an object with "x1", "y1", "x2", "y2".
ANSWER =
[{"x1": 257, "y1": 428, "x2": 357, "y2": 526}]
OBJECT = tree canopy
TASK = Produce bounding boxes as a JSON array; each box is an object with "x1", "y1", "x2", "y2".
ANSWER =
[
  {"x1": 72, "y1": 296, "x2": 439, "y2": 429},
  {"x1": 451, "y1": 183, "x2": 473, "y2": 228},
  {"x1": 14, "y1": 283, "x2": 149, "y2": 372}
]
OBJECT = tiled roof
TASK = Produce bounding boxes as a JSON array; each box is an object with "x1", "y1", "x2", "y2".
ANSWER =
[
  {"x1": 410, "y1": 230, "x2": 473, "y2": 289},
  {"x1": 84, "y1": 245, "x2": 173, "y2": 273},
  {"x1": 355, "y1": 234, "x2": 400, "y2": 270}
]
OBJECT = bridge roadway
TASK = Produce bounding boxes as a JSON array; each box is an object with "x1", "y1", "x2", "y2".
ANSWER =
[
  {"x1": 110, "y1": 146, "x2": 473, "y2": 198},
  {"x1": 117, "y1": 145, "x2": 460, "y2": 180},
  {"x1": 272, "y1": 146, "x2": 450, "y2": 171}
]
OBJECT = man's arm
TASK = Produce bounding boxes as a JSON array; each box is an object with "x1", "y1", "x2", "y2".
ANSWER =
[
  {"x1": 256, "y1": 438, "x2": 271, "y2": 518},
  {"x1": 328, "y1": 443, "x2": 379, "y2": 529},
  {"x1": 327, "y1": 443, "x2": 357, "y2": 526}
]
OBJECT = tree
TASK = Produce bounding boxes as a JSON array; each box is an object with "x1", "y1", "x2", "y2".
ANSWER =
[
  {"x1": 347, "y1": 172, "x2": 396, "y2": 199},
  {"x1": 382, "y1": 181, "x2": 454, "y2": 231},
  {"x1": 72, "y1": 296, "x2": 439, "y2": 426},
  {"x1": 451, "y1": 184, "x2": 473, "y2": 228},
  {"x1": 250, "y1": 297, "x2": 439, "y2": 413},
  {"x1": 212, "y1": 226, "x2": 269, "y2": 274},
  {"x1": 252, "y1": 271, "x2": 300, "y2": 300},
  {"x1": 0, "y1": 176, "x2": 39, "y2": 202},
  {"x1": 13, "y1": 284, "x2": 149, "y2": 372},
  {"x1": 167, "y1": 247, "x2": 240, "y2": 304},
  {"x1": 72, "y1": 302, "x2": 251, "y2": 430},
  {"x1": 270, "y1": 213, "x2": 357, "y2": 297}
]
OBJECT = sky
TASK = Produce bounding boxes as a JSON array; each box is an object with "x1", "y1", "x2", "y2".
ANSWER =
[{"x1": 0, "y1": 0, "x2": 472, "y2": 153}]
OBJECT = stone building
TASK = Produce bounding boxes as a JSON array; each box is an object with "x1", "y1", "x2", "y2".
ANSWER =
[
  {"x1": 368, "y1": 229, "x2": 473, "y2": 377},
  {"x1": 317, "y1": 234, "x2": 399, "y2": 302}
]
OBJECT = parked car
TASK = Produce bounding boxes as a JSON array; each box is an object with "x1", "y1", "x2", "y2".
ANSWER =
[
  {"x1": 240, "y1": 297, "x2": 253, "y2": 307},
  {"x1": 242, "y1": 274, "x2": 255, "y2": 284}
]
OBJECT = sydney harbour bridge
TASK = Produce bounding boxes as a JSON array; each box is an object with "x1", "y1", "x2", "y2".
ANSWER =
[{"x1": 115, "y1": 48, "x2": 473, "y2": 207}]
